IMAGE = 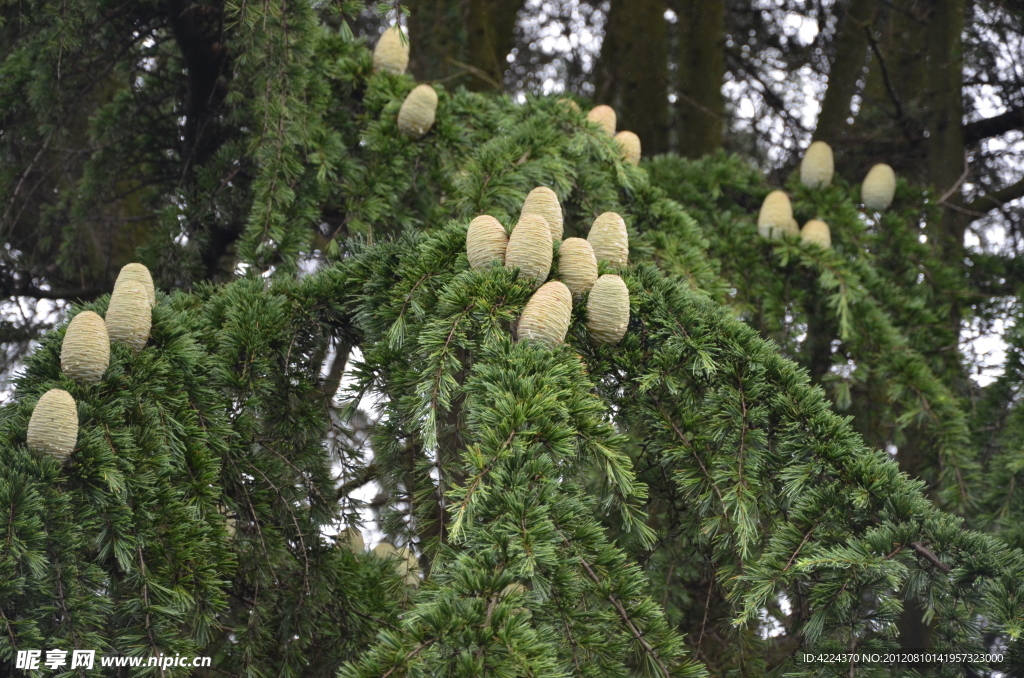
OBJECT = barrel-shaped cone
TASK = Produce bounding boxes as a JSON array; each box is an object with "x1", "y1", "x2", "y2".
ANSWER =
[
  {"x1": 466, "y1": 215, "x2": 508, "y2": 269},
  {"x1": 61, "y1": 311, "x2": 109, "y2": 384},
  {"x1": 397, "y1": 85, "x2": 438, "y2": 139},
  {"x1": 586, "y1": 274, "x2": 630, "y2": 345},
  {"x1": 27, "y1": 389, "x2": 78, "y2": 462},
  {"x1": 518, "y1": 281, "x2": 573, "y2": 348},
  {"x1": 505, "y1": 214, "x2": 553, "y2": 285}
]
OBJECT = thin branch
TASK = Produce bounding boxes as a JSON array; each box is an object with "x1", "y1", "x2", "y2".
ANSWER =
[
  {"x1": 936, "y1": 150, "x2": 971, "y2": 204},
  {"x1": 909, "y1": 542, "x2": 952, "y2": 574},
  {"x1": 321, "y1": 341, "x2": 351, "y2": 399},
  {"x1": 564, "y1": 533, "x2": 672, "y2": 678},
  {"x1": 442, "y1": 57, "x2": 502, "y2": 91},
  {"x1": 336, "y1": 462, "x2": 379, "y2": 502},
  {"x1": 962, "y1": 175, "x2": 1024, "y2": 213},
  {"x1": 863, "y1": 25, "x2": 912, "y2": 137},
  {"x1": 379, "y1": 639, "x2": 436, "y2": 678}
]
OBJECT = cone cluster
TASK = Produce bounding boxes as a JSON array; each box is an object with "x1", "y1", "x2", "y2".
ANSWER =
[
  {"x1": 582, "y1": 104, "x2": 640, "y2": 166},
  {"x1": 37, "y1": 263, "x2": 159, "y2": 463},
  {"x1": 756, "y1": 148, "x2": 899, "y2": 246},
  {"x1": 398, "y1": 85, "x2": 438, "y2": 139},
  {"x1": 27, "y1": 389, "x2": 78, "y2": 461},
  {"x1": 464, "y1": 189, "x2": 630, "y2": 349}
]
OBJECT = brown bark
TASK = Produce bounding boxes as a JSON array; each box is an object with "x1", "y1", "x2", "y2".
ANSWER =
[
  {"x1": 593, "y1": 0, "x2": 670, "y2": 155},
  {"x1": 671, "y1": 0, "x2": 724, "y2": 158}
]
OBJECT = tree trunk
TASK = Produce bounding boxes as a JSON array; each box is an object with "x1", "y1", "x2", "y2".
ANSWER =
[
  {"x1": 925, "y1": 0, "x2": 966, "y2": 263},
  {"x1": 829, "y1": 1, "x2": 930, "y2": 184},
  {"x1": 814, "y1": 0, "x2": 879, "y2": 150},
  {"x1": 593, "y1": 0, "x2": 670, "y2": 155},
  {"x1": 405, "y1": 0, "x2": 463, "y2": 83},
  {"x1": 406, "y1": 0, "x2": 523, "y2": 91},
  {"x1": 670, "y1": 0, "x2": 724, "y2": 158}
]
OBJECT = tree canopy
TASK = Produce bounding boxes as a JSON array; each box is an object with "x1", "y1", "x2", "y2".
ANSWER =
[{"x1": 2, "y1": 1, "x2": 1024, "y2": 676}]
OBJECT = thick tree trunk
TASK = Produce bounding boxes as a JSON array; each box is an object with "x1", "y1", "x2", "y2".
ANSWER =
[
  {"x1": 671, "y1": 0, "x2": 724, "y2": 158},
  {"x1": 593, "y1": 0, "x2": 670, "y2": 155},
  {"x1": 405, "y1": 0, "x2": 463, "y2": 83},
  {"x1": 828, "y1": 1, "x2": 929, "y2": 183},
  {"x1": 925, "y1": 0, "x2": 967, "y2": 263},
  {"x1": 406, "y1": 0, "x2": 523, "y2": 91},
  {"x1": 814, "y1": 0, "x2": 879, "y2": 149}
]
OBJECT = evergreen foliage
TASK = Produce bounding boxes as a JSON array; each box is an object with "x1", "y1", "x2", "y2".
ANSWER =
[{"x1": 2, "y1": 2, "x2": 1024, "y2": 677}]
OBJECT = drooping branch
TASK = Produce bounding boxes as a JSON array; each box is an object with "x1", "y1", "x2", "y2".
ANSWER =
[
  {"x1": 962, "y1": 175, "x2": 1024, "y2": 213},
  {"x1": 963, "y1": 106, "x2": 1024, "y2": 145}
]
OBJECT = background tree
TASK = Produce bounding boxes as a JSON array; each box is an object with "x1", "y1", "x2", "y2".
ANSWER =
[{"x1": 3, "y1": 0, "x2": 1024, "y2": 676}]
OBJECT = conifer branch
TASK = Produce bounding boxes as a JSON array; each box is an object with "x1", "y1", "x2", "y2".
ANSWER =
[
  {"x1": 963, "y1": 106, "x2": 1024, "y2": 144},
  {"x1": 336, "y1": 462, "x2": 379, "y2": 501},
  {"x1": 909, "y1": 542, "x2": 952, "y2": 574},
  {"x1": 570, "y1": 541, "x2": 673, "y2": 678},
  {"x1": 379, "y1": 638, "x2": 436, "y2": 678}
]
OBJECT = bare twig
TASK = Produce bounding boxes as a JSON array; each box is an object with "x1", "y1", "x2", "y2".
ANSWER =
[{"x1": 910, "y1": 542, "x2": 952, "y2": 574}]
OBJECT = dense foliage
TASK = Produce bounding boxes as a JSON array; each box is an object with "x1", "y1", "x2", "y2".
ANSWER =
[{"x1": 3, "y1": 2, "x2": 1024, "y2": 677}]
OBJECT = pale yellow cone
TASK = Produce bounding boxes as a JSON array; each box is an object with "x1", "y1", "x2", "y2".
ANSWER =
[
  {"x1": 800, "y1": 141, "x2": 834, "y2": 188},
  {"x1": 614, "y1": 131, "x2": 641, "y2": 166},
  {"x1": 587, "y1": 105, "x2": 616, "y2": 135},
  {"x1": 105, "y1": 281, "x2": 152, "y2": 352},
  {"x1": 557, "y1": 98, "x2": 580, "y2": 112},
  {"x1": 27, "y1": 389, "x2": 78, "y2": 462},
  {"x1": 397, "y1": 85, "x2": 438, "y2": 139},
  {"x1": 467, "y1": 215, "x2": 508, "y2": 269},
  {"x1": 521, "y1": 186, "x2": 563, "y2": 241},
  {"x1": 801, "y1": 219, "x2": 832, "y2": 248},
  {"x1": 557, "y1": 238, "x2": 598, "y2": 299},
  {"x1": 114, "y1": 263, "x2": 155, "y2": 307},
  {"x1": 338, "y1": 527, "x2": 365, "y2": 553},
  {"x1": 586, "y1": 274, "x2": 630, "y2": 345},
  {"x1": 757, "y1": 190, "x2": 793, "y2": 239},
  {"x1": 373, "y1": 26, "x2": 409, "y2": 75},
  {"x1": 862, "y1": 163, "x2": 896, "y2": 211},
  {"x1": 505, "y1": 214, "x2": 553, "y2": 285},
  {"x1": 518, "y1": 281, "x2": 573, "y2": 348},
  {"x1": 61, "y1": 311, "x2": 109, "y2": 384},
  {"x1": 587, "y1": 212, "x2": 628, "y2": 268},
  {"x1": 372, "y1": 542, "x2": 397, "y2": 559}
]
